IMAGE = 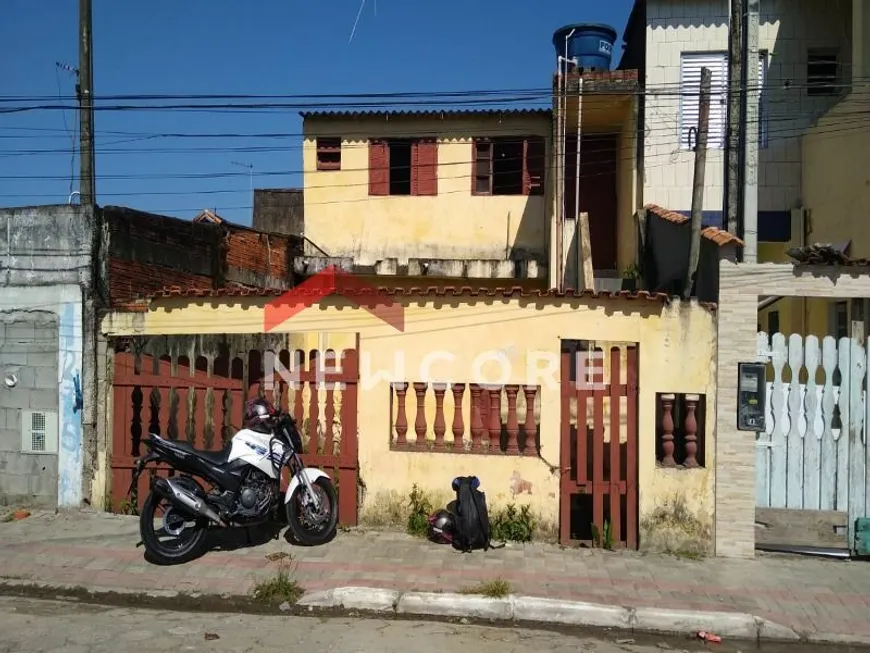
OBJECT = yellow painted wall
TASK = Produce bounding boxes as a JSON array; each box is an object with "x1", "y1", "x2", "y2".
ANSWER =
[
  {"x1": 101, "y1": 294, "x2": 717, "y2": 550},
  {"x1": 302, "y1": 114, "x2": 552, "y2": 266},
  {"x1": 802, "y1": 90, "x2": 870, "y2": 337}
]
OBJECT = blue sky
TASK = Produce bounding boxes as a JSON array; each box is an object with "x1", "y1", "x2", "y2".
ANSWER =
[{"x1": 1, "y1": 0, "x2": 633, "y2": 224}]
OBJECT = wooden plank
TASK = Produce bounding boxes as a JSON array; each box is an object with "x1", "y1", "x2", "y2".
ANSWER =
[
  {"x1": 576, "y1": 381, "x2": 589, "y2": 486},
  {"x1": 592, "y1": 386, "x2": 605, "y2": 533},
  {"x1": 769, "y1": 333, "x2": 787, "y2": 508},
  {"x1": 803, "y1": 336, "x2": 822, "y2": 510},
  {"x1": 820, "y1": 337, "x2": 839, "y2": 510},
  {"x1": 625, "y1": 346, "x2": 638, "y2": 549},
  {"x1": 755, "y1": 507, "x2": 848, "y2": 548},
  {"x1": 837, "y1": 337, "x2": 851, "y2": 512},
  {"x1": 786, "y1": 334, "x2": 804, "y2": 508},
  {"x1": 559, "y1": 352, "x2": 572, "y2": 544},
  {"x1": 577, "y1": 211, "x2": 595, "y2": 291},
  {"x1": 608, "y1": 347, "x2": 622, "y2": 545}
]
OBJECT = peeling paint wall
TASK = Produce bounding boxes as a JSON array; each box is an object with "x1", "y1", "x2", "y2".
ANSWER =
[
  {"x1": 301, "y1": 114, "x2": 552, "y2": 266},
  {"x1": 0, "y1": 204, "x2": 94, "y2": 508},
  {"x1": 102, "y1": 294, "x2": 717, "y2": 544}
]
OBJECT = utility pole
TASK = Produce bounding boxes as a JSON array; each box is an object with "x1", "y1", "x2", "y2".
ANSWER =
[
  {"x1": 741, "y1": 0, "x2": 760, "y2": 263},
  {"x1": 78, "y1": 0, "x2": 96, "y2": 207},
  {"x1": 685, "y1": 67, "x2": 712, "y2": 300},
  {"x1": 724, "y1": 0, "x2": 744, "y2": 238}
]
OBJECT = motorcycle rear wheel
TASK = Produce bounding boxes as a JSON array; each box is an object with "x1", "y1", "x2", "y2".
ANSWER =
[
  {"x1": 140, "y1": 492, "x2": 208, "y2": 565},
  {"x1": 286, "y1": 477, "x2": 339, "y2": 546}
]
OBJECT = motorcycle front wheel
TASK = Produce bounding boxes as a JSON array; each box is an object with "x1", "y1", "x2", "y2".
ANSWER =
[
  {"x1": 140, "y1": 492, "x2": 208, "y2": 565},
  {"x1": 286, "y1": 477, "x2": 339, "y2": 546}
]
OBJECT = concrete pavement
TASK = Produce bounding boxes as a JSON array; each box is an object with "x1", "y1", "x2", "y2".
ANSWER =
[
  {"x1": 2, "y1": 510, "x2": 870, "y2": 644},
  {"x1": 0, "y1": 596, "x2": 865, "y2": 653}
]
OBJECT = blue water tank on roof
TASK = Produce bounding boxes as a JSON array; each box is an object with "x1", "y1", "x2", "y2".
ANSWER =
[{"x1": 552, "y1": 23, "x2": 618, "y2": 71}]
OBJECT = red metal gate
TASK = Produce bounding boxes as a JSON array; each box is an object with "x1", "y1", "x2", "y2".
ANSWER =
[
  {"x1": 559, "y1": 344, "x2": 638, "y2": 548},
  {"x1": 110, "y1": 346, "x2": 359, "y2": 525}
]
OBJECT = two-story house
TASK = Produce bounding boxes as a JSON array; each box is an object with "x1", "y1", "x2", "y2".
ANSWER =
[
  {"x1": 296, "y1": 109, "x2": 552, "y2": 288},
  {"x1": 620, "y1": 0, "x2": 855, "y2": 321}
]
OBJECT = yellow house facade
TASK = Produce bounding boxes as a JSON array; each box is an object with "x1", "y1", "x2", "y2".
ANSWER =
[
  {"x1": 797, "y1": 0, "x2": 870, "y2": 339},
  {"x1": 100, "y1": 290, "x2": 718, "y2": 554},
  {"x1": 299, "y1": 110, "x2": 552, "y2": 271}
]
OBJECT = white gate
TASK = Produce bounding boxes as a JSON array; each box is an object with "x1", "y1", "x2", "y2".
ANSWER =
[{"x1": 756, "y1": 332, "x2": 870, "y2": 551}]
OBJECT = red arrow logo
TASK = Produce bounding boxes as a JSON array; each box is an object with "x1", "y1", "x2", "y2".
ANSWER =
[{"x1": 264, "y1": 266, "x2": 404, "y2": 332}]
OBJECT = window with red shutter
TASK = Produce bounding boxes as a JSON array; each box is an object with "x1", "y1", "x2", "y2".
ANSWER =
[
  {"x1": 369, "y1": 140, "x2": 389, "y2": 196},
  {"x1": 316, "y1": 137, "x2": 341, "y2": 171},
  {"x1": 470, "y1": 136, "x2": 545, "y2": 196},
  {"x1": 524, "y1": 137, "x2": 545, "y2": 196},
  {"x1": 412, "y1": 139, "x2": 438, "y2": 196},
  {"x1": 472, "y1": 140, "x2": 493, "y2": 195}
]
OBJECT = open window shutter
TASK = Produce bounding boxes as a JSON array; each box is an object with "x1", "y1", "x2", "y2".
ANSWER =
[
  {"x1": 523, "y1": 137, "x2": 545, "y2": 196},
  {"x1": 412, "y1": 139, "x2": 438, "y2": 196},
  {"x1": 369, "y1": 140, "x2": 389, "y2": 196},
  {"x1": 680, "y1": 53, "x2": 727, "y2": 150},
  {"x1": 471, "y1": 139, "x2": 493, "y2": 195}
]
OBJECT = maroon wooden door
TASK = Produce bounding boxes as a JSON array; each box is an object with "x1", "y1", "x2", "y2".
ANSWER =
[
  {"x1": 564, "y1": 134, "x2": 618, "y2": 271},
  {"x1": 559, "y1": 344, "x2": 639, "y2": 548}
]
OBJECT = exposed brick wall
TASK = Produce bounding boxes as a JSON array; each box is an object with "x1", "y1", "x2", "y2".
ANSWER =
[
  {"x1": 108, "y1": 257, "x2": 212, "y2": 308},
  {"x1": 106, "y1": 206, "x2": 217, "y2": 263},
  {"x1": 224, "y1": 229, "x2": 293, "y2": 280},
  {"x1": 105, "y1": 206, "x2": 302, "y2": 309}
]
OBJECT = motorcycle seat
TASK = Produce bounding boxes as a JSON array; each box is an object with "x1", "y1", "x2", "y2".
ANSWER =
[{"x1": 170, "y1": 439, "x2": 231, "y2": 466}]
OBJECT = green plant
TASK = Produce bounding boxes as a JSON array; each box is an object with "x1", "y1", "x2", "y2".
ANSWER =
[
  {"x1": 591, "y1": 519, "x2": 614, "y2": 550},
  {"x1": 251, "y1": 559, "x2": 304, "y2": 605},
  {"x1": 459, "y1": 578, "x2": 512, "y2": 598},
  {"x1": 490, "y1": 503, "x2": 535, "y2": 542},
  {"x1": 406, "y1": 484, "x2": 433, "y2": 537},
  {"x1": 623, "y1": 262, "x2": 641, "y2": 280}
]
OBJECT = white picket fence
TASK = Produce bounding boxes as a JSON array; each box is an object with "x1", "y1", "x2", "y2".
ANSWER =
[{"x1": 756, "y1": 332, "x2": 870, "y2": 547}]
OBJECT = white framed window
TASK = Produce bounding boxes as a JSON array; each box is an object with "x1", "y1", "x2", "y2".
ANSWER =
[{"x1": 679, "y1": 51, "x2": 767, "y2": 150}]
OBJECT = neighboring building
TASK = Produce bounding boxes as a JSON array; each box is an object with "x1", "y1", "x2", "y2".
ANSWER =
[
  {"x1": 252, "y1": 188, "x2": 304, "y2": 240},
  {"x1": 797, "y1": 0, "x2": 870, "y2": 338},
  {"x1": 298, "y1": 109, "x2": 552, "y2": 284},
  {"x1": 0, "y1": 205, "x2": 100, "y2": 509},
  {"x1": 621, "y1": 0, "x2": 855, "y2": 315}
]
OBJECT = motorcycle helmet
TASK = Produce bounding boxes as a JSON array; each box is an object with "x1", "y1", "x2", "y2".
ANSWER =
[
  {"x1": 427, "y1": 509, "x2": 454, "y2": 544},
  {"x1": 243, "y1": 397, "x2": 277, "y2": 432}
]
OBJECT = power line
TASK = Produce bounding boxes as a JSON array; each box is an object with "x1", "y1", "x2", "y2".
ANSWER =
[{"x1": 0, "y1": 108, "x2": 867, "y2": 186}]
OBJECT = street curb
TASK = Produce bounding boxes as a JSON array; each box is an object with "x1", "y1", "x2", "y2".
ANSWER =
[
  {"x1": 297, "y1": 587, "x2": 805, "y2": 643},
  {"x1": 5, "y1": 580, "x2": 865, "y2": 645}
]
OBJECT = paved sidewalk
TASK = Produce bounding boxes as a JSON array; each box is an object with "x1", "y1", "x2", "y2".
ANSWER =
[{"x1": 2, "y1": 510, "x2": 870, "y2": 641}]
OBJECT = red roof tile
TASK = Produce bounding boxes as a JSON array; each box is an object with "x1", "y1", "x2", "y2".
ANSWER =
[
  {"x1": 644, "y1": 204, "x2": 744, "y2": 247},
  {"x1": 146, "y1": 284, "x2": 672, "y2": 302}
]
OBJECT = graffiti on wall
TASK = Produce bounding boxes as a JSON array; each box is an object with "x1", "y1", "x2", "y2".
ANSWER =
[{"x1": 57, "y1": 301, "x2": 83, "y2": 506}]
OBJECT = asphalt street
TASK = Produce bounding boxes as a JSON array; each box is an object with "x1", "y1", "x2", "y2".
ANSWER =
[{"x1": 0, "y1": 596, "x2": 864, "y2": 653}]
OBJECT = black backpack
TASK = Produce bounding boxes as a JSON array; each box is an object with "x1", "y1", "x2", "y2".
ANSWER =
[{"x1": 451, "y1": 476, "x2": 494, "y2": 552}]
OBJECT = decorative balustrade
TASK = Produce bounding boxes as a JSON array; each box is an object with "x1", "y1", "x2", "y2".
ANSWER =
[
  {"x1": 390, "y1": 382, "x2": 540, "y2": 455},
  {"x1": 656, "y1": 392, "x2": 705, "y2": 468}
]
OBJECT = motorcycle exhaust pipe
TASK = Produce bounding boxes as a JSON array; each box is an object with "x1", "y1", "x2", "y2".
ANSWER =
[{"x1": 152, "y1": 477, "x2": 227, "y2": 527}]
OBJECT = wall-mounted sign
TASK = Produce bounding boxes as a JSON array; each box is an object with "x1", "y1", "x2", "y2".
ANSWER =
[{"x1": 737, "y1": 362, "x2": 767, "y2": 432}]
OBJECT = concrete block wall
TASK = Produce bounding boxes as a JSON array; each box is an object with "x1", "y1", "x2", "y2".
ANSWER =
[
  {"x1": 0, "y1": 311, "x2": 60, "y2": 507},
  {"x1": 0, "y1": 205, "x2": 96, "y2": 509},
  {"x1": 643, "y1": 0, "x2": 851, "y2": 216}
]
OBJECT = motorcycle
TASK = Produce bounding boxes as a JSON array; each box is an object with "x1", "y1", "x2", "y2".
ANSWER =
[{"x1": 127, "y1": 397, "x2": 338, "y2": 564}]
